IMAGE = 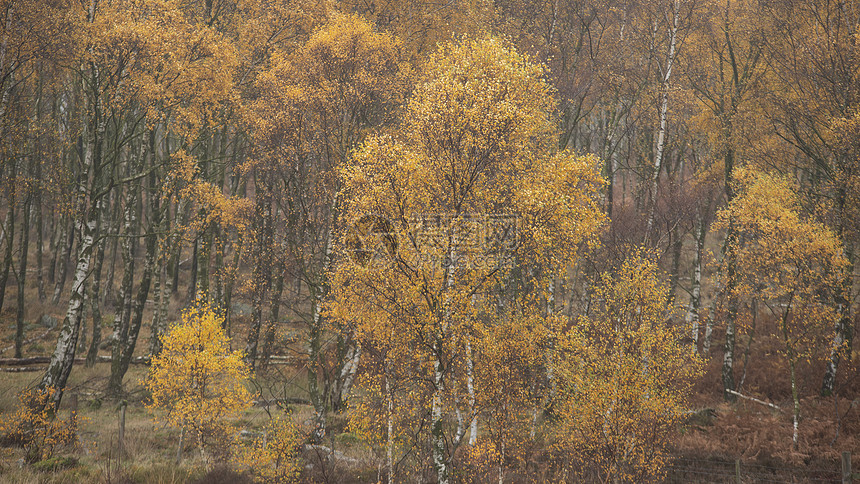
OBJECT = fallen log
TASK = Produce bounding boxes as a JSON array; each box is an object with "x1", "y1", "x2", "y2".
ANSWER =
[
  {"x1": 0, "y1": 355, "x2": 150, "y2": 367},
  {"x1": 0, "y1": 366, "x2": 46, "y2": 372},
  {"x1": 726, "y1": 389, "x2": 782, "y2": 412},
  {"x1": 0, "y1": 329, "x2": 53, "y2": 355}
]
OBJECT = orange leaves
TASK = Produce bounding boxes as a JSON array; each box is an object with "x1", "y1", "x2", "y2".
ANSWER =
[
  {"x1": 145, "y1": 301, "x2": 253, "y2": 450},
  {"x1": 183, "y1": 179, "x2": 253, "y2": 234},
  {"x1": 330, "y1": 36, "x2": 607, "y2": 479},
  {"x1": 405, "y1": 36, "x2": 555, "y2": 210},
  {"x1": 0, "y1": 387, "x2": 79, "y2": 464},
  {"x1": 66, "y1": 0, "x2": 239, "y2": 135},
  {"x1": 557, "y1": 254, "x2": 702, "y2": 482},
  {"x1": 246, "y1": 12, "x2": 410, "y2": 172},
  {"x1": 717, "y1": 168, "x2": 847, "y2": 354},
  {"x1": 233, "y1": 413, "x2": 302, "y2": 483}
]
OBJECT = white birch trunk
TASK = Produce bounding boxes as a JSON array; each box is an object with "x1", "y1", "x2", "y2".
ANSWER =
[
  {"x1": 703, "y1": 300, "x2": 715, "y2": 356},
  {"x1": 465, "y1": 336, "x2": 477, "y2": 445},
  {"x1": 431, "y1": 357, "x2": 448, "y2": 484},
  {"x1": 385, "y1": 370, "x2": 394, "y2": 484},
  {"x1": 432, "y1": 228, "x2": 459, "y2": 484},
  {"x1": 646, "y1": 0, "x2": 680, "y2": 238},
  {"x1": 41, "y1": 46, "x2": 103, "y2": 407},
  {"x1": 338, "y1": 342, "x2": 361, "y2": 405},
  {"x1": 308, "y1": 194, "x2": 338, "y2": 441},
  {"x1": 687, "y1": 215, "x2": 705, "y2": 352},
  {"x1": 41, "y1": 209, "x2": 96, "y2": 408}
]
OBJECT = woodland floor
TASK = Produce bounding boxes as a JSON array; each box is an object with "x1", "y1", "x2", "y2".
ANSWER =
[{"x1": 0, "y1": 291, "x2": 858, "y2": 483}]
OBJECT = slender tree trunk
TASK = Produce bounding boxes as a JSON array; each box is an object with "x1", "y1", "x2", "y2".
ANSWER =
[
  {"x1": 41, "y1": 204, "x2": 99, "y2": 409},
  {"x1": 721, "y1": 222, "x2": 740, "y2": 401},
  {"x1": 35, "y1": 170, "x2": 45, "y2": 302},
  {"x1": 186, "y1": 237, "x2": 198, "y2": 302},
  {"x1": 687, "y1": 214, "x2": 705, "y2": 352},
  {"x1": 822, "y1": 292, "x2": 852, "y2": 396},
  {"x1": 790, "y1": 355, "x2": 800, "y2": 449},
  {"x1": 432, "y1": 234, "x2": 460, "y2": 484},
  {"x1": 148, "y1": 205, "x2": 169, "y2": 356},
  {"x1": 110, "y1": 181, "x2": 139, "y2": 347},
  {"x1": 52, "y1": 201, "x2": 76, "y2": 305},
  {"x1": 78, "y1": 282, "x2": 89, "y2": 353},
  {"x1": 335, "y1": 337, "x2": 361, "y2": 411},
  {"x1": 245, "y1": 176, "x2": 273, "y2": 370},
  {"x1": 103, "y1": 191, "x2": 121, "y2": 307},
  {"x1": 822, "y1": 188, "x2": 854, "y2": 395},
  {"x1": 259, "y1": 264, "x2": 284, "y2": 373},
  {"x1": 222, "y1": 229, "x2": 241, "y2": 336},
  {"x1": 432, "y1": 349, "x2": 449, "y2": 484},
  {"x1": 47, "y1": 212, "x2": 65, "y2": 286},
  {"x1": 109, "y1": 136, "x2": 161, "y2": 395},
  {"x1": 308, "y1": 195, "x2": 338, "y2": 442},
  {"x1": 107, "y1": 214, "x2": 157, "y2": 395},
  {"x1": 668, "y1": 226, "x2": 683, "y2": 305},
  {"x1": 0, "y1": 197, "x2": 14, "y2": 316},
  {"x1": 15, "y1": 192, "x2": 31, "y2": 358},
  {"x1": 149, "y1": 263, "x2": 168, "y2": 356},
  {"x1": 86, "y1": 198, "x2": 108, "y2": 366},
  {"x1": 645, "y1": 0, "x2": 680, "y2": 238},
  {"x1": 172, "y1": 208, "x2": 185, "y2": 295},
  {"x1": 197, "y1": 225, "x2": 211, "y2": 300},
  {"x1": 41, "y1": 141, "x2": 102, "y2": 410},
  {"x1": 704, "y1": 299, "x2": 715, "y2": 356},
  {"x1": 385, "y1": 369, "x2": 394, "y2": 484},
  {"x1": 41, "y1": 39, "x2": 107, "y2": 409},
  {"x1": 151, "y1": 199, "x2": 179, "y2": 356},
  {"x1": 465, "y1": 336, "x2": 477, "y2": 445},
  {"x1": 777, "y1": 300, "x2": 801, "y2": 450}
]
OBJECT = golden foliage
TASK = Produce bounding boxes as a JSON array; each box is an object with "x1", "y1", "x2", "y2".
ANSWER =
[
  {"x1": 233, "y1": 413, "x2": 302, "y2": 483},
  {"x1": 718, "y1": 168, "x2": 848, "y2": 341},
  {"x1": 247, "y1": 11, "x2": 411, "y2": 171},
  {"x1": 145, "y1": 301, "x2": 253, "y2": 456},
  {"x1": 330, "y1": 36, "x2": 606, "y2": 479},
  {"x1": 557, "y1": 254, "x2": 702, "y2": 483},
  {"x1": 0, "y1": 387, "x2": 79, "y2": 464}
]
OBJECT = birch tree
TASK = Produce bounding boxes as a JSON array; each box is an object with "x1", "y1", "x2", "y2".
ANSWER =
[
  {"x1": 329, "y1": 36, "x2": 605, "y2": 483},
  {"x1": 718, "y1": 168, "x2": 848, "y2": 449}
]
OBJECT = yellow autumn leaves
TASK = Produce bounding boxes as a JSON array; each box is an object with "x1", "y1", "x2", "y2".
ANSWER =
[
  {"x1": 329, "y1": 35, "x2": 698, "y2": 482},
  {"x1": 145, "y1": 302, "x2": 300, "y2": 477},
  {"x1": 146, "y1": 302, "x2": 252, "y2": 452}
]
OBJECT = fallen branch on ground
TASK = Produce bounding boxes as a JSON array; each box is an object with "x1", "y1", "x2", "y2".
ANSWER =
[{"x1": 726, "y1": 389, "x2": 782, "y2": 412}]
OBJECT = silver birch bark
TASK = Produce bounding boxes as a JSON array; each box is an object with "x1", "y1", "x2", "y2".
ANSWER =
[
  {"x1": 465, "y1": 336, "x2": 477, "y2": 446},
  {"x1": 386, "y1": 373, "x2": 394, "y2": 484},
  {"x1": 86, "y1": 199, "x2": 107, "y2": 367},
  {"x1": 308, "y1": 193, "x2": 338, "y2": 442},
  {"x1": 646, "y1": 0, "x2": 680, "y2": 238},
  {"x1": 41, "y1": 3, "x2": 105, "y2": 407},
  {"x1": 687, "y1": 214, "x2": 705, "y2": 352},
  {"x1": 110, "y1": 174, "x2": 139, "y2": 346},
  {"x1": 337, "y1": 342, "x2": 361, "y2": 407},
  {"x1": 109, "y1": 164, "x2": 161, "y2": 395},
  {"x1": 432, "y1": 230, "x2": 459, "y2": 484}
]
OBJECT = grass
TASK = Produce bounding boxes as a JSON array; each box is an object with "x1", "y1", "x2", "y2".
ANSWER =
[{"x1": 0, "y1": 348, "x2": 323, "y2": 483}]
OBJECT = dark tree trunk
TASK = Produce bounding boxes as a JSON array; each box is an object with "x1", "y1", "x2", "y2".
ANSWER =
[
  {"x1": 15, "y1": 192, "x2": 31, "y2": 358},
  {"x1": 51, "y1": 212, "x2": 75, "y2": 305},
  {"x1": 86, "y1": 198, "x2": 108, "y2": 367},
  {"x1": 35, "y1": 168, "x2": 45, "y2": 302},
  {"x1": 245, "y1": 175, "x2": 273, "y2": 371},
  {"x1": 0, "y1": 200, "x2": 15, "y2": 316}
]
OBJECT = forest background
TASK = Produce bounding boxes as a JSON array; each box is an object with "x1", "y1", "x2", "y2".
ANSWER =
[{"x1": 0, "y1": 0, "x2": 859, "y2": 482}]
